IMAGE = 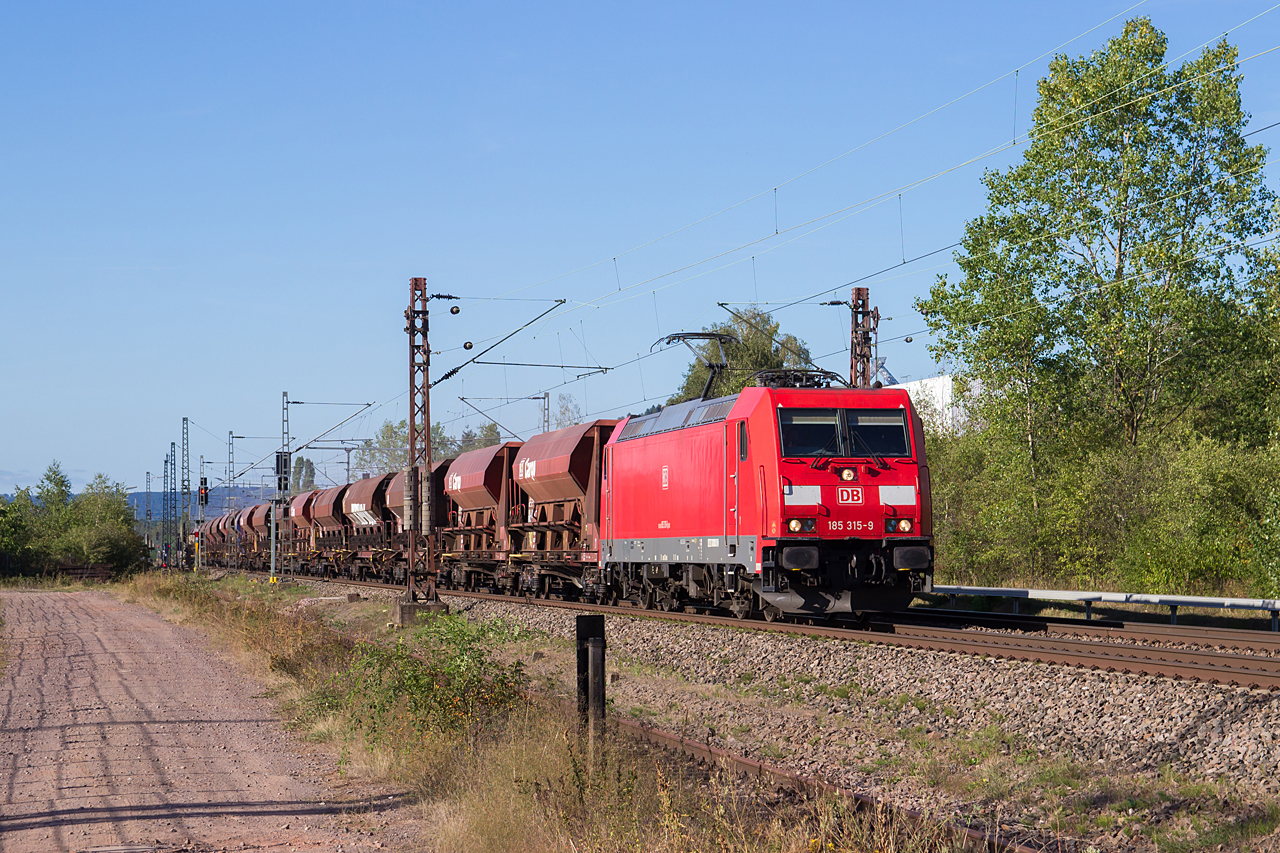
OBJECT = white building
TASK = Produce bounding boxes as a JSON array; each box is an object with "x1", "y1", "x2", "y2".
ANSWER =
[{"x1": 893, "y1": 374, "x2": 964, "y2": 432}]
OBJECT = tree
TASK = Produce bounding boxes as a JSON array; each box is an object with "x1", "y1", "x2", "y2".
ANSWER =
[
  {"x1": 457, "y1": 422, "x2": 502, "y2": 453},
  {"x1": 59, "y1": 475, "x2": 148, "y2": 569},
  {"x1": 668, "y1": 307, "x2": 811, "y2": 404},
  {"x1": 919, "y1": 19, "x2": 1274, "y2": 448},
  {"x1": 555, "y1": 393, "x2": 584, "y2": 428},
  {"x1": 290, "y1": 456, "x2": 317, "y2": 494},
  {"x1": 0, "y1": 465, "x2": 146, "y2": 574},
  {"x1": 353, "y1": 419, "x2": 501, "y2": 475},
  {"x1": 354, "y1": 420, "x2": 409, "y2": 476}
]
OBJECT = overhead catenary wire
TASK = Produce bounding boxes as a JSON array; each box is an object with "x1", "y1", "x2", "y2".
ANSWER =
[
  {"x1": 458, "y1": 397, "x2": 526, "y2": 442},
  {"x1": 485, "y1": 0, "x2": 1156, "y2": 303},
  {"x1": 378, "y1": 4, "x2": 1280, "y2": 422},
  {"x1": 451, "y1": 34, "x2": 1280, "y2": 384},
  {"x1": 411, "y1": 8, "x2": 1280, "y2": 432}
]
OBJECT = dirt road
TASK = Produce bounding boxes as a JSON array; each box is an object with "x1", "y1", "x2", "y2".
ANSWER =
[{"x1": 0, "y1": 591, "x2": 395, "y2": 853}]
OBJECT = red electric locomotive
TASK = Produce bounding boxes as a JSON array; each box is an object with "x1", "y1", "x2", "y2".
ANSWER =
[{"x1": 598, "y1": 379, "x2": 933, "y2": 618}]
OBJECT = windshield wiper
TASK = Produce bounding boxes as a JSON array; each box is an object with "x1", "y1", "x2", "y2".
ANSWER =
[
  {"x1": 846, "y1": 422, "x2": 888, "y2": 470},
  {"x1": 808, "y1": 429, "x2": 842, "y2": 468}
]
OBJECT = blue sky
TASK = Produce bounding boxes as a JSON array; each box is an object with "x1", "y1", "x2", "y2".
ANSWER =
[{"x1": 2, "y1": 1, "x2": 1278, "y2": 493}]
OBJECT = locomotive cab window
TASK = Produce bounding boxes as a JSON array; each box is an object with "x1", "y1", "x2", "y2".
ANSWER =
[
  {"x1": 778, "y1": 409, "x2": 840, "y2": 457},
  {"x1": 778, "y1": 408, "x2": 910, "y2": 459},
  {"x1": 849, "y1": 411, "x2": 910, "y2": 457},
  {"x1": 738, "y1": 421, "x2": 748, "y2": 460}
]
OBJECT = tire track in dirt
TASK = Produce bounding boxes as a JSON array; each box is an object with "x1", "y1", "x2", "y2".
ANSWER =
[{"x1": 0, "y1": 590, "x2": 394, "y2": 852}]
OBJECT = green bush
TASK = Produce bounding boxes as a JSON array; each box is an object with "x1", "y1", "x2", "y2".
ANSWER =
[
  {"x1": 927, "y1": 424, "x2": 1280, "y2": 597},
  {"x1": 337, "y1": 615, "x2": 527, "y2": 749}
]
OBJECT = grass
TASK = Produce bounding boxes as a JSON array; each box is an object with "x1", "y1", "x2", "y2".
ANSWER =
[
  {"x1": 111, "y1": 572, "x2": 1280, "y2": 851},
  {"x1": 0, "y1": 573, "x2": 95, "y2": 590},
  {"x1": 119, "y1": 572, "x2": 983, "y2": 852}
]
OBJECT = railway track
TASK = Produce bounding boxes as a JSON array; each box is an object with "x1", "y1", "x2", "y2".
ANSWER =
[
  {"x1": 246, "y1": 570, "x2": 1280, "y2": 690},
  {"x1": 900, "y1": 606, "x2": 1280, "y2": 652}
]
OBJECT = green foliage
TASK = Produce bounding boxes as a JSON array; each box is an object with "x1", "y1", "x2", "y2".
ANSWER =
[
  {"x1": 336, "y1": 615, "x2": 526, "y2": 746},
  {"x1": 926, "y1": 420, "x2": 1280, "y2": 595},
  {"x1": 290, "y1": 456, "x2": 316, "y2": 494},
  {"x1": 915, "y1": 19, "x2": 1280, "y2": 596},
  {"x1": 354, "y1": 419, "x2": 503, "y2": 474},
  {"x1": 0, "y1": 463, "x2": 146, "y2": 575},
  {"x1": 668, "y1": 306, "x2": 811, "y2": 404},
  {"x1": 919, "y1": 18, "x2": 1276, "y2": 448}
]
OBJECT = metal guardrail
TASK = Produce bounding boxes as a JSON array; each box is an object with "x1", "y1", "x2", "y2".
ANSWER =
[{"x1": 932, "y1": 585, "x2": 1280, "y2": 630}]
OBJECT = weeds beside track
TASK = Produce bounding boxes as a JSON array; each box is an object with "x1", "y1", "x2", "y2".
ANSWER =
[{"x1": 123, "y1": 572, "x2": 1008, "y2": 853}]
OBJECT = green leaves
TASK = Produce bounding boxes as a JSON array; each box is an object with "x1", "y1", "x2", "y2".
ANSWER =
[
  {"x1": 353, "y1": 418, "x2": 503, "y2": 473},
  {"x1": 0, "y1": 465, "x2": 146, "y2": 574},
  {"x1": 919, "y1": 17, "x2": 1275, "y2": 448},
  {"x1": 917, "y1": 18, "x2": 1280, "y2": 595}
]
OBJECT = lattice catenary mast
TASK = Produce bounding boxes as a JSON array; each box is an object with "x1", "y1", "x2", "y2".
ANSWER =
[
  {"x1": 849, "y1": 287, "x2": 880, "y2": 389},
  {"x1": 181, "y1": 418, "x2": 191, "y2": 565},
  {"x1": 169, "y1": 441, "x2": 178, "y2": 566},
  {"x1": 404, "y1": 278, "x2": 435, "y2": 601}
]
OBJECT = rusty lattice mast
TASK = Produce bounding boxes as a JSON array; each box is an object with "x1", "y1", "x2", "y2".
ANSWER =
[
  {"x1": 405, "y1": 278, "x2": 434, "y2": 601},
  {"x1": 849, "y1": 287, "x2": 879, "y2": 388}
]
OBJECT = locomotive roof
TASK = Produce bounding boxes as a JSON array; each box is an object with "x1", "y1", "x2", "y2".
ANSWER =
[
  {"x1": 614, "y1": 385, "x2": 918, "y2": 444},
  {"x1": 615, "y1": 393, "x2": 740, "y2": 442}
]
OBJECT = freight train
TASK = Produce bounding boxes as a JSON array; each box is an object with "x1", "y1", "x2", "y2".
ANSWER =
[{"x1": 197, "y1": 373, "x2": 934, "y2": 619}]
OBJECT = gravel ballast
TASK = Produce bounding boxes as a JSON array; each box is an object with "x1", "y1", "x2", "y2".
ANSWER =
[{"x1": 437, "y1": 596, "x2": 1280, "y2": 833}]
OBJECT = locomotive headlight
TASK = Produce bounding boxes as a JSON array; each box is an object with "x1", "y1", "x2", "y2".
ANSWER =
[
  {"x1": 788, "y1": 518, "x2": 803, "y2": 533},
  {"x1": 801, "y1": 518, "x2": 816, "y2": 532},
  {"x1": 899, "y1": 518, "x2": 913, "y2": 533},
  {"x1": 840, "y1": 468, "x2": 856, "y2": 481}
]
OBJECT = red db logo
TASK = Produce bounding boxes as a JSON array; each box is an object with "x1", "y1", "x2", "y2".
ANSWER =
[{"x1": 837, "y1": 486, "x2": 863, "y2": 505}]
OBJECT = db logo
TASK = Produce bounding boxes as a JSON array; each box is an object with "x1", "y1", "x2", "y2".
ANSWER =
[{"x1": 837, "y1": 486, "x2": 863, "y2": 505}]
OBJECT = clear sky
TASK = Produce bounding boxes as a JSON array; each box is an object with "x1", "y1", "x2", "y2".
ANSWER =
[{"x1": 2, "y1": 1, "x2": 1277, "y2": 494}]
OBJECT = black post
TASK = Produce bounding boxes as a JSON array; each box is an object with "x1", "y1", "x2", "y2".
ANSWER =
[
  {"x1": 576, "y1": 614, "x2": 605, "y2": 722},
  {"x1": 587, "y1": 637, "x2": 606, "y2": 725}
]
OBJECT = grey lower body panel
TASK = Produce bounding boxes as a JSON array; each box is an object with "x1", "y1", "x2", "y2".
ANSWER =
[{"x1": 603, "y1": 535, "x2": 758, "y2": 568}]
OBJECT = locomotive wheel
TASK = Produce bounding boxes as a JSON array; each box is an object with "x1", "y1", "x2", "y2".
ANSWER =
[{"x1": 762, "y1": 605, "x2": 783, "y2": 623}]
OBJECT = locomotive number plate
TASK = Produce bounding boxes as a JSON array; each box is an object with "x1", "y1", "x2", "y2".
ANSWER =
[{"x1": 829, "y1": 519, "x2": 875, "y2": 532}]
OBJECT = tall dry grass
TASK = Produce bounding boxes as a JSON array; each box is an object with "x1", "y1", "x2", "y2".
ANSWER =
[{"x1": 121, "y1": 573, "x2": 971, "y2": 852}]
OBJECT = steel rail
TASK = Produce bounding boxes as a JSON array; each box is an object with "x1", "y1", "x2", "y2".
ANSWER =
[
  {"x1": 266, "y1": 574, "x2": 1280, "y2": 690},
  {"x1": 886, "y1": 625, "x2": 1280, "y2": 689},
  {"x1": 901, "y1": 607, "x2": 1280, "y2": 652}
]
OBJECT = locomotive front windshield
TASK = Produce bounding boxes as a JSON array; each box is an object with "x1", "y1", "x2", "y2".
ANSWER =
[{"x1": 778, "y1": 408, "x2": 910, "y2": 458}]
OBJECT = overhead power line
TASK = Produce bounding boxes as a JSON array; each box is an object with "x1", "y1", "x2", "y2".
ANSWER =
[{"x1": 488, "y1": 0, "x2": 1158, "y2": 303}]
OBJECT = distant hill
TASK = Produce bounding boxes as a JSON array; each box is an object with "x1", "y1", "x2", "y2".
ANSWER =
[{"x1": 126, "y1": 485, "x2": 274, "y2": 520}]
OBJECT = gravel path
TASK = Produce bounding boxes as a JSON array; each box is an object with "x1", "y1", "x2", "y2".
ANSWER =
[{"x1": 0, "y1": 591, "x2": 393, "y2": 853}]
